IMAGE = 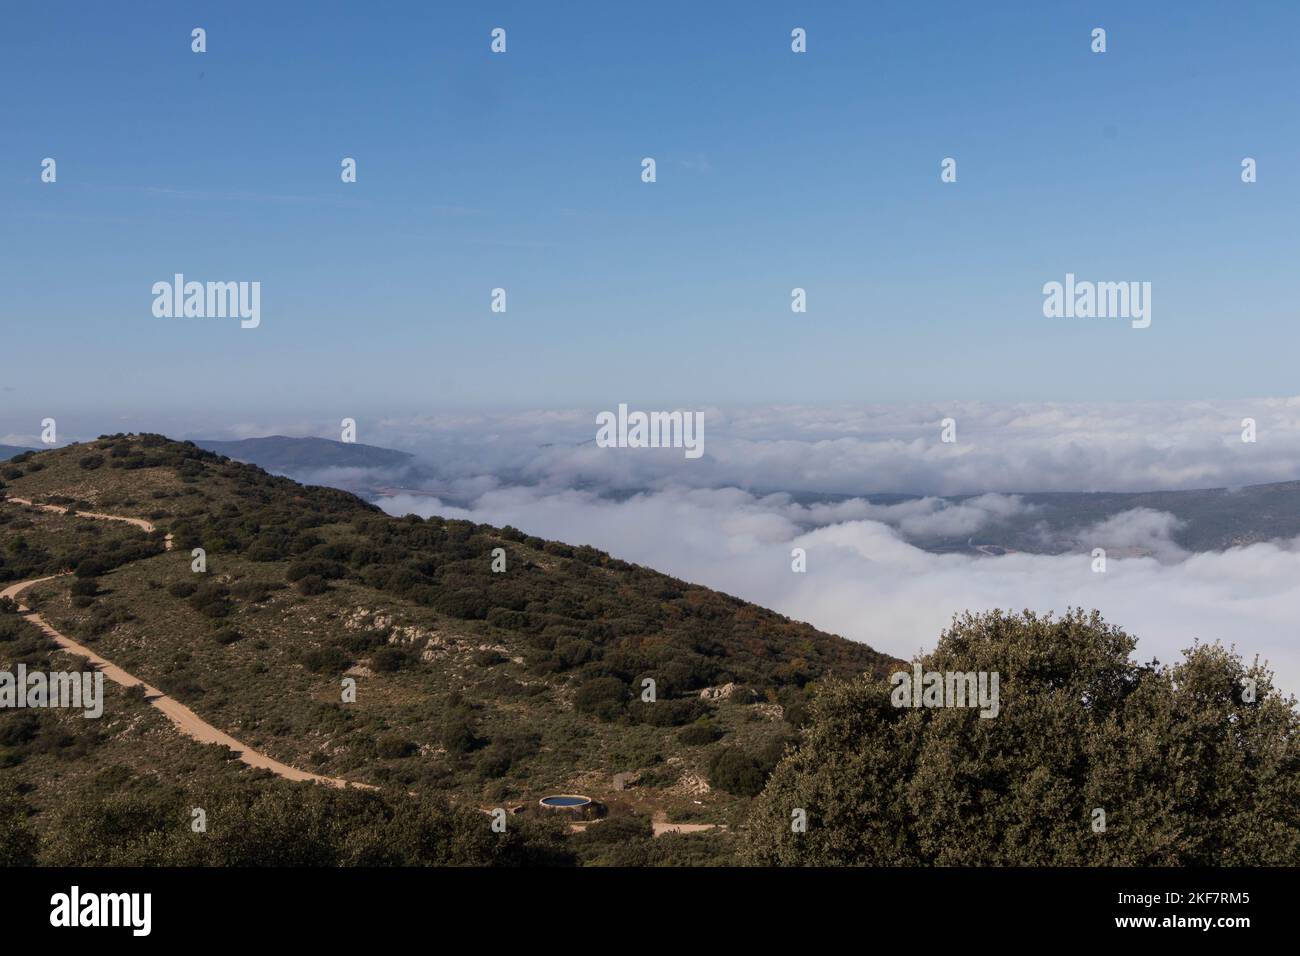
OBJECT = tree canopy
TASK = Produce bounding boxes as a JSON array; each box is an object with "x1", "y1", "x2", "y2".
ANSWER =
[{"x1": 743, "y1": 609, "x2": 1300, "y2": 865}]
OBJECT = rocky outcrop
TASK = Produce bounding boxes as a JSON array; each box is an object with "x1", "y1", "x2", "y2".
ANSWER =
[{"x1": 699, "y1": 682, "x2": 750, "y2": 701}]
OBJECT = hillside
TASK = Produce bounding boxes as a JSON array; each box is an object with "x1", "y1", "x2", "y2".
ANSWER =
[{"x1": 0, "y1": 435, "x2": 894, "y2": 864}]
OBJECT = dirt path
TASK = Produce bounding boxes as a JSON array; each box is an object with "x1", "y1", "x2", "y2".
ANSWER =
[
  {"x1": 5, "y1": 496, "x2": 176, "y2": 551},
  {"x1": 650, "y1": 810, "x2": 723, "y2": 837},
  {"x1": 1, "y1": 498, "x2": 358, "y2": 789},
  {"x1": 652, "y1": 821, "x2": 720, "y2": 836},
  {"x1": 568, "y1": 814, "x2": 724, "y2": 838}
]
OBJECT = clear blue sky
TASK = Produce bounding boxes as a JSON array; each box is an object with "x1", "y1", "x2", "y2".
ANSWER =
[{"x1": 2, "y1": 1, "x2": 1297, "y2": 434}]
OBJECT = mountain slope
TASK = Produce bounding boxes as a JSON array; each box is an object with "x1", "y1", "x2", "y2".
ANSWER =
[{"x1": 0, "y1": 434, "x2": 895, "y2": 845}]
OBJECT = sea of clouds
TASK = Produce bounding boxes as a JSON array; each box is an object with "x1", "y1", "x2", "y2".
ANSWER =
[
  {"x1": 345, "y1": 399, "x2": 1300, "y2": 695},
  {"x1": 16, "y1": 399, "x2": 1296, "y2": 693},
  {"x1": 355, "y1": 397, "x2": 1300, "y2": 496},
  {"x1": 374, "y1": 482, "x2": 1300, "y2": 695}
]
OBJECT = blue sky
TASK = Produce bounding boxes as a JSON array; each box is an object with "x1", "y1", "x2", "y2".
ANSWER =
[{"x1": 2, "y1": 0, "x2": 1298, "y2": 435}]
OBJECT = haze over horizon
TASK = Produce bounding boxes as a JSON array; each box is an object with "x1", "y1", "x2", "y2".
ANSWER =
[{"x1": 8, "y1": 396, "x2": 1300, "y2": 496}]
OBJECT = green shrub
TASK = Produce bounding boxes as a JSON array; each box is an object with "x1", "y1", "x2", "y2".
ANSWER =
[
  {"x1": 370, "y1": 647, "x2": 410, "y2": 673},
  {"x1": 300, "y1": 646, "x2": 350, "y2": 674},
  {"x1": 474, "y1": 745, "x2": 513, "y2": 779},
  {"x1": 287, "y1": 559, "x2": 345, "y2": 582},
  {"x1": 572, "y1": 677, "x2": 629, "y2": 721},
  {"x1": 439, "y1": 715, "x2": 479, "y2": 755},
  {"x1": 707, "y1": 745, "x2": 780, "y2": 798},
  {"x1": 188, "y1": 582, "x2": 232, "y2": 618},
  {"x1": 678, "y1": 718, "x2": 723, "y2": 746},
  {"x1": 230, "y1": 581, "x2": 273, "y2": 602},
  {"x1": 296, "y1": 575, "x2": 328, "y2": 596},
  {"x1": 168, "y1": 580, "x2": 198, "y2": 598},
  {"x1": 630, "y1": 697, "x2": 709, "y2": 728},
  {"x1": 74, "y1": 560, "x2": 106, "y2": 579},
  {"x1": 376, "y1": 734, "x2": 416, "y2": 759}
]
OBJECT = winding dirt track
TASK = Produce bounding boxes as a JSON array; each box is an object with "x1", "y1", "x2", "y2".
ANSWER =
[
  {"x1": 3, "y1": 496, "x2": 717, "y2": 825},
  {"x1": 4, "y1": 496, "x2": 168, "y2": 538},
  {"x1": 1, "y1": 496, "x2": 360, "y2": 789}
]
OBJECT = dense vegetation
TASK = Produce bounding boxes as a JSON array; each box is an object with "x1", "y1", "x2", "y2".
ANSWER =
[
  {"x1": 743, "y1": 609, "x2": 1300, "y2": 865},
  {"x1": 1, "y1": 777, "x2": 574, "y2": 867},
  {"x1": 0, "y1": 502, "x2": 165, "y2": 584}
]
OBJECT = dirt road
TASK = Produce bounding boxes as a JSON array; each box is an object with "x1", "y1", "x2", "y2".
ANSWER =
[
  {"x1": 1, "y1": 498, "x2": 358, "y2": 789},
  {"x1": 568, "y1": 813, "x2": 723, "y2": 838},
  {"x1": 651, "y1": 810, "x2": 722, "y2": 837},
  {"x1": 4, "y1": 496, "x2": 175, "y2": 551}
]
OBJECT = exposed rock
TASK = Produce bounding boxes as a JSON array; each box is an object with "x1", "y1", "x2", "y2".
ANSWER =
[
  {"x1": 677, "y1": 771, "x2": 711, "y2": 796},
  {"x1": 699, "y1": 682, "x2": 739, "y2": 701},
  {"x1": 753, "y1": 702, "x2": 784, "y2": 721}
]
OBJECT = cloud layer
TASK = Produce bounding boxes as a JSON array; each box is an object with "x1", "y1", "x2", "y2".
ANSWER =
[
  {"x1": 357, "y1": 397, "x2": 1300, "y2": 497},
  {"x1": 375, "y1": 483, "x2": 1300, "y2": 696},
  {"x1": 283, "y1": 398, "x2": 1300, "y2": 696}
]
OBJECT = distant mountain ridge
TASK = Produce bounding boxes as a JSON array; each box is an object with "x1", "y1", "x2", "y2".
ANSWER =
[
  {"x1": 0, "y1": 444, "x2": 40, "y2": 461},
  {"x1": 794, "y1": 479, "x2": 1300, "y2": 554},
  {"x1": 192, "y1": 436, "x2": 413, "y2": 473}
]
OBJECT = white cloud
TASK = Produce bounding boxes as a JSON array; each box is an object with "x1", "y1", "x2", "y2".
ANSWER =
[
  {"x1": 895, "y1": 494, "x2": 1036, "y2": 538},
  {"x1": 376, "y1": 485, "x2": 1300, "y2": 695},
  {"x1": 1080, "y1": 508, "x2": 1188, "y2": 560},
  {"x1": 354, "y1": 397, "x2": 1300, "y2": 497},
  {"x1": 65, "y1": 397, "x2": 1300, "y2": 497}
]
